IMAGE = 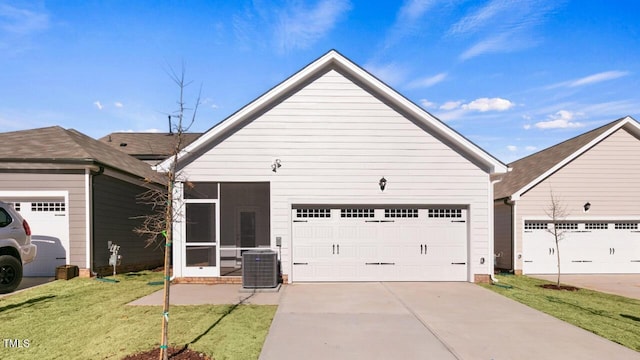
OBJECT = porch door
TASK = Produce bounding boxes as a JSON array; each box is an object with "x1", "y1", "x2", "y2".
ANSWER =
[{"x1": 183, "y1": 200, "x2": 220, "y2": 277}]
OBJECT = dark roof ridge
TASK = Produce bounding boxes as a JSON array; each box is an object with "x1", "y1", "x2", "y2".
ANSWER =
[{"x1": 508, "y1": 116, "x2": 627, "y2": 166}]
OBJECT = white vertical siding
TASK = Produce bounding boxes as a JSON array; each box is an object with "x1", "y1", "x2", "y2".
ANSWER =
[
  {"x1": 180, "y1": 69, "x2": 493, "y2": 281},
  {"x1": 514, "y1": 128, "x2": 640, "y2": 271}
]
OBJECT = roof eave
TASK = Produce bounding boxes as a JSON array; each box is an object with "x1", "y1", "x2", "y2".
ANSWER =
[
  {"x1": 510, "y1": 116, "x2": 638, "y2": 200},
  {"x1": 158, "y1": 50, "x2": 507, "y2": 174}
]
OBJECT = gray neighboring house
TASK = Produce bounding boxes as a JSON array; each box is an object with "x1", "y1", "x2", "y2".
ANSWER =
[
  {"x1": 494, "y1": 116, "x2": 640, "y2": 275},
  {"x1": 0, "y1": 126, "x2": 165, "y2": 277},
  {"x1": 99, "y1": 132, "x2": 202, "y2": 165}
]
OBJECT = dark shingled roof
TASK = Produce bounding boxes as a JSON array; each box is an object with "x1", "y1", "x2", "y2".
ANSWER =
[
  {"x1": 98, "y1": 132, "x2": 202, "y2": 160},
  {"x1": 0, "y1": 126, "x2": 164, "y2": 183},
  {"x1": 493, "y1": 117, "x2": 629, "y2": 199}
]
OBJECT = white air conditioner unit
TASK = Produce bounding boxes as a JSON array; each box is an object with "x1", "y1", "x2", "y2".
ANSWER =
[{"x1": 242, "y1": 250, "x2": 278, "y2": 288}]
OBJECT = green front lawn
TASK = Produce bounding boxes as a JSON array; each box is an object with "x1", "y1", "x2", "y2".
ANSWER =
[
  {"x1": 0, "y1": 272, "x2": 277, "y2": 360},
  {"x1": 482, "y1": 275, "x2": 640, "y2": 351}
]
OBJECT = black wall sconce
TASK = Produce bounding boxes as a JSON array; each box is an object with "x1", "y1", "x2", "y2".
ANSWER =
[
  {"x1": 583, "y1": 202, "x2": 591, "y2": 212},
  {"x1": 480, "y1": 257, "x2": 485, "y2": 264},
  {"x1": 379, "y1": 177, "x2": 387, "y2": 191},
  {"x1": 271, "y1": 159, "x2": 281, "y2": 172}
]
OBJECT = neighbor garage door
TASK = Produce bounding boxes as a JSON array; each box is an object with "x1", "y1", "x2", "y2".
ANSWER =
[
  {"x1": 12, "y1": 200, "x2": 69, "y2": 277},
  {"x1": 523, "y1": 220, "x2": 640, "y2": 274},
  {"x1": 292, "y1": 206, "x2": 468, "y2": 281}
]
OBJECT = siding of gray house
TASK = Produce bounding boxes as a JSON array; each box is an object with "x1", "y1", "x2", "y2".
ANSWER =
[{"x1": 92, "y1": 174, "x2": 164, "y2": 273}]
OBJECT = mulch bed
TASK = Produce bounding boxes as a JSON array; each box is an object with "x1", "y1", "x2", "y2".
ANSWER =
[
  {"x1": 122, "y1": 346, "x2": 212, "y2": 360},
  {"x1": 538, "y1": 284, "x2": 580, "y2": 291}
]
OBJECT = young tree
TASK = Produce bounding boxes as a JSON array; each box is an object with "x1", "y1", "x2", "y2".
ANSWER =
[
  {"x1": 135, "y1": 66, "x2": 200, "y2": 360},
  {"x1": 544, "y1": 190, "x2": 569, "y2": 287}
]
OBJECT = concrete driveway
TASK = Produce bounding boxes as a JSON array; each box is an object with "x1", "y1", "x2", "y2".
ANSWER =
[
  {"x1": 259, "y1": 282, "x2": 640, "y2": 360},
  {"x1": 531, "y1": 274, "x2": 640, "y2": 299}
]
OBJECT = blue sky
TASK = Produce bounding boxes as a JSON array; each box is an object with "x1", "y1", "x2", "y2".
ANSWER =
[{"x1": 1, "y1": 1, "x2": 639, "y2": 162}]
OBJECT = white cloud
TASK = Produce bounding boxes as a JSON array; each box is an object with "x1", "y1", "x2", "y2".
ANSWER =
[
  {"x1": 534, "y1": 110, "x2": 585, "y2": 129},
  {"x1": 507, "y1": 145, "x2": 517, "y2": 152},
  {"x1": 462, "y1": 97, "x2": 514, "y2": 112},
  {"x1": 459, "y1": 34, "x2": 511, "y2": 60},
  {"x1": 364, "y1": 62, "x2": 408, "y2": 87},
  {"x1": 523, "y1": 124, "x2": 532, "y2": 130},
  {"x1": 548, "y1": 70, "x2": 630, "y2": 89},
  {"x1": 525, "y1": 146, "x2": 537, "y2": 151},
  {"x1": 449, "y1": 0, "x2": 509, "y2": 36},
  {"x1": 0, "y1": 4, "x2": 49, "y2": 35},
  {"x1": 440, "y1": 100, "x2": 463, "y2": 111},
  {"x1": 451, "y1": 0, "x2": 559, "y2": 60},
  {"x1": 570, "y1": 71, "x2": 629, "y2": 87},
  {"x1": 381, "y1": 0, "x2": 436, "y2": 49},
  {"x1": 275, "y1": 0, "x2": 351, "y2": 52},
  {"x1": 114, "y1": 102, "x2": 123, "y2": 108},
  {"x1": 93, "y1": 101, "x2": 103, "y2": 110},
  {"x1": 398, "y1": 0, "x2": 436, "y2": 23},
  {"x1": 407, "y1": 72, "x2": 447, "y2": 89},
  {"x1": 419, "y1": 99, "x2": 437, "y2": 108}
]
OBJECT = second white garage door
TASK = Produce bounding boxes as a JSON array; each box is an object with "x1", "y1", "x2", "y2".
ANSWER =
[
  {"x1": 292, "y1": 206, "x2": 468, "y2": 282},
  {"x1": 14, "y1": 200, "x2": 69, "y2": 277},
  {"x1": 523, "y1": 220, "x2": 640, "y2": 274}
]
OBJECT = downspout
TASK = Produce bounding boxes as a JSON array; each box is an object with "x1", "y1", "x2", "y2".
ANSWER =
[
  {"x1": 489, "y1": 178, "x2": 502, "y2": 283},
  {"x1": 89, "y1": 165, "x2": 104, "y2": 276}
]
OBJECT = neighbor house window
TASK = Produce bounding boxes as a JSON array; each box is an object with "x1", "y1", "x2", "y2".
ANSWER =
[
  {"x1": 555, "y1": 223, "x2": 578, "y2": 230},
  {"x1": 296, "y1": 209, "x2": 331, "y2": 218},
  {"x1": 384, "y1": 208, "x2": 418, "y2": 218},
  {"x1": 524, "y1": 222, "x2": 548, "y2": 230},
  {"x1": 585, "y1": 223, "x2": 608, "y2": 230},
  {"x1": 615, "y1": 223, "x2": 638, "y2": 230},
  {"x1": 31, "y1": 202, "x2": 65, "y2": 212},
  {"x1": 428, "y1": 209, "x2": 462, "y2": 218},
  {"x1": 341, "y1": 208, "x2": 375, "y2": 218}
]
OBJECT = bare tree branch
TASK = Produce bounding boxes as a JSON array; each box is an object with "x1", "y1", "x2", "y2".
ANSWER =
[{"x1": 545, "y1": 189, "x2": 569, "y2": 287}]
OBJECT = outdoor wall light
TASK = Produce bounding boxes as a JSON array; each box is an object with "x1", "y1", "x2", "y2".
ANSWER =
[
  {"x1": 379, "y1": 177, "x2": 387, "y2": 191},
  {"x1": 583, "y1": 202, "x2": 591, "y2": 212},
  {"x1": 480, "y1": 257, "x2": 485, "y2": 264},
  {"x1": 271, "y1": 159, "x2": 282, "y2": 172}
]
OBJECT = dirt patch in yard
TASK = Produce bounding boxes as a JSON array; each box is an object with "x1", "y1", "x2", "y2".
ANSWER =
[
  {"x1": 538, "y1": 284, "x2": 580, "y2": 291},
  {"x1": 122, "y1": 346, "x2": 212, "y2": 360}
]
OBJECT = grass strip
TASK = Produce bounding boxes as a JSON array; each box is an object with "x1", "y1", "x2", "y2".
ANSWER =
[
  {"x1": 0, "y1": 271, "x2": 276, "y2": 359},
  {"x1": 481, "y1": 275, "x2": 640, "y2": 351}
]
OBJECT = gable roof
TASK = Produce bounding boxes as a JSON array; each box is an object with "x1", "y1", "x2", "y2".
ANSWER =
[
  {"x1": 98, "y1": 132, "x2": 202, "y2": 160},
  {"x1": 0, "y1": 126, "x2": 164, "y2": 183},
  {"x1": 494, "y1": 116, "x2": 640, "y2": 200},
  {"x1": 157, "y1": 49, "x2": 507, "y2": 174}
]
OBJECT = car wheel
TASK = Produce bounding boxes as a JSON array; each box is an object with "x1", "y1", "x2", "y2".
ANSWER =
[{"x1": 0, "y1": 255, "x2": 23, "y2": 294}]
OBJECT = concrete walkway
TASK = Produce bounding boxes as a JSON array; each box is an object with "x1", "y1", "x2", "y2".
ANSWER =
[
  {"x1": 531, "y1": 274, "x2": 640, "y2": 299},
  {"x1": 128, "y1": 284, "x2": 282, "y2": 305},
  {"x1": 259, "y1": 282, "x2": 640, "y2": 360}
]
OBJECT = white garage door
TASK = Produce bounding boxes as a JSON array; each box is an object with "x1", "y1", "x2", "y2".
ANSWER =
[
  {"x1": 13, "y1": 200, "x2": 69, "y2": 277},
  {"x1": 523, "y1": 220, "x2": 640, "y2": 274},
  {"x1": 292, "y1": 207, "x2": 468, "y2": 282}
]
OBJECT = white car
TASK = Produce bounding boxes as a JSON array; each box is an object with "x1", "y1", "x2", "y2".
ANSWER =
[{"x1": 0, "y1": 201, "x2": 37, "y2": 293}]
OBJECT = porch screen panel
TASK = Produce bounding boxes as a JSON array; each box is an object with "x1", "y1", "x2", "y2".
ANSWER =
[{"x1": 186, "y1": 203, "x2": 216, "y2": 243}]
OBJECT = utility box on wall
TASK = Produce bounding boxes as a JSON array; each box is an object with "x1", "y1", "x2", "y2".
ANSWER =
[{"x1": 242, "y1": 250, "x2": 278, "y2": 288}]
